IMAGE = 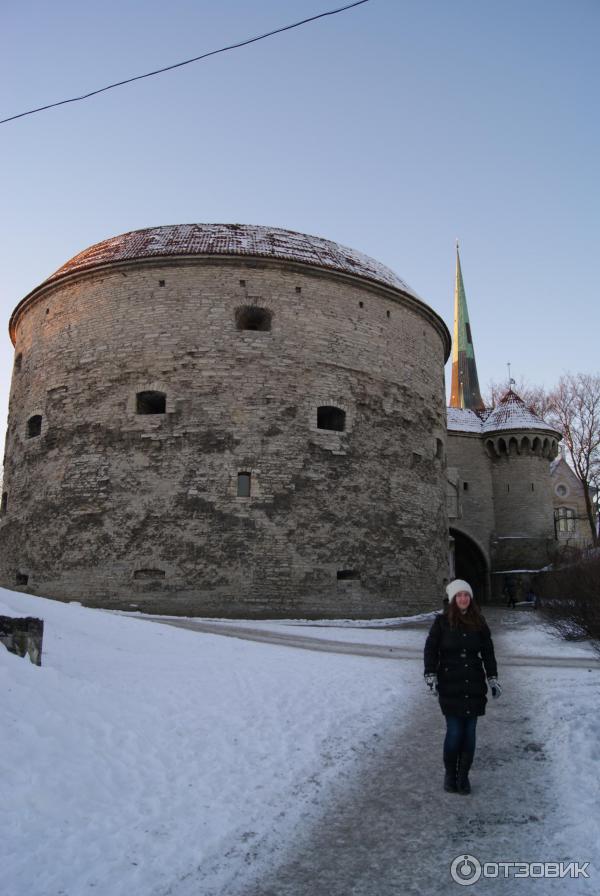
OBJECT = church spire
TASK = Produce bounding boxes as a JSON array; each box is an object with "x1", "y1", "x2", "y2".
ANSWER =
[{"x1": 449, "y1": 244, "x2": 485, "y2": 411}]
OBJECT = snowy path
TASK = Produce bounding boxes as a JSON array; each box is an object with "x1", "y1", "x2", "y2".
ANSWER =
[
  {"x1": 218, "y1": 666, "x2": 596, "y2": 896},
  {"x1": 138, "y1": 615, "x2": 597, "y2": 668},
  {"x1": 149, "y1": 611, "x2": 599, "y2": 896},
  {"x1": 3, "y1": 590, "x2": 597, "y2": 896}
]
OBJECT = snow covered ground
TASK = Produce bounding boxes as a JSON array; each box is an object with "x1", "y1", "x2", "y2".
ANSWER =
[{"x1": 1, "y1": 588, "x2": 598, "y2": 896}]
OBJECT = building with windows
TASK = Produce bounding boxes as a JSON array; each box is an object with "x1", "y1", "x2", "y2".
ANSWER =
[
  {"x1": 550, "y1": 454, "x2": 594, "y2": 550},
  {"x1": 444, "y1": 246, "x2": 594, "y2": 601},
  {"x1": 1, "y1": 226, "x2": 586, "y2": 614},
  {"x1": 0, "y1": 223, "x2": 451, "y2": 617}
]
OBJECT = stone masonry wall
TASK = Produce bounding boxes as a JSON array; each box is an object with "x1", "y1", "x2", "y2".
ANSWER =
[
  {"x1": 446, "y1": 432, "x2": 494, "y2": 564},
  {"x1": 0, "y1": 257, "x2": 449, "y2": 617},
  {"x1": 490, "y1": 447, "x2": 557, "y2": 571}
]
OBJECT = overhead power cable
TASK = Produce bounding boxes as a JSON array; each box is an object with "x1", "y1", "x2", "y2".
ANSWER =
[{"x1": 1, "y1": 0, "x2": 371, "y2": 125}]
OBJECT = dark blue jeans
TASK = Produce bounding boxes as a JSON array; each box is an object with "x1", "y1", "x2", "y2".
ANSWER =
[{"x1": 444, "y1": 715, "x2": 477, "y2": 755}]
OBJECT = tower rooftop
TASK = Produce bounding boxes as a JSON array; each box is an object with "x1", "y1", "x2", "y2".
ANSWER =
[
  {"x1": 481, "y1": 389, "x2": 559, "y2": 434},
  {"x1": 448, "y1": 390, "x2": 561, "y2": 436},
  {"x1": 39, "y1": 223, "x2": 420, "y2": 297}
]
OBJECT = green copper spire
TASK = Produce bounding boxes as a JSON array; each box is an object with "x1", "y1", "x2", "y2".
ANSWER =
[{"x1": 450, "y1": 244, "x2": 485, "y2": 410}]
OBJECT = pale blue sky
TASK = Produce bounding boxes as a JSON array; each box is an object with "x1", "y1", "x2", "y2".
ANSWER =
[{"x1": 1, "y1": 0, "x2": 598, "y2": 446}]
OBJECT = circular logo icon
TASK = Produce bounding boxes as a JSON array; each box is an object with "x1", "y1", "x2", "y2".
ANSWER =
[{"x1": 450, "y1": 854, "x2": 482, "y2": 886}]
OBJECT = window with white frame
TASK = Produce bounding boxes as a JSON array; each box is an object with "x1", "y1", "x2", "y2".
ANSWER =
[{"x1": 556, "y1": 507, "x2": 576, "y2": 534}]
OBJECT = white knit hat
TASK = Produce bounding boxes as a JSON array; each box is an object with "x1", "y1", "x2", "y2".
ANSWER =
[{"x1": 446, "y1": 579, "x2": 473, "y2": 603}]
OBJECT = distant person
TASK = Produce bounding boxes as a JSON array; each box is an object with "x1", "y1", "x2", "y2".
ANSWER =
[
  {"x1": 503, "y1": 576, "x2": 516, "y2": 608},
  {"x1": 526, "y1": 587, "x2": 539, "y2": 609},
  {"x1": 423, "y1": 579, "x2": 502, "y2": 794}
]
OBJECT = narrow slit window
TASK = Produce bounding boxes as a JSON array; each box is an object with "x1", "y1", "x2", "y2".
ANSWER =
[
  {"x1": 237, "y1": 472, "x2": 251, "y2": 497},
  {"x1": 136, "y1": 391, "x2": 166, "y2": 415},
  {"x1": 1, "y1": 492, "x2": 7, "y2": 514},
  {"x1": 134, "y1": 568, "x2": 166, "y2": 580},
  {"x1": 14, "y1": 353, "x2": 22, "y2": 371},
  {"x1": 463, "y1": 482, "x2": 469, "y2": 491},
  {"x1": 317, "y1": 406, "x2": 346, "y2": 432},
  {"x1": 337, "y1": 569, "x2": 359, "y2": 580},
  {"x1": 26, "y1": 415, "x2": 42, "y2": 438}
]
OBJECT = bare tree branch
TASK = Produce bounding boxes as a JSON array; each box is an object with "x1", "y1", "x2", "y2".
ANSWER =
[
  {"x1": 484, "y1": 377, "x2": 554, "y2": 420},
  {"x1": 548, "y1": 373, "x2": 600, "y2": 546}
]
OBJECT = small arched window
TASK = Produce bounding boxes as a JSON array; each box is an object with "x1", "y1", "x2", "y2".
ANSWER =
[
  {"x1": 317, "y1": 406, "x2": 346, "y2": 432},
  {"x1": 26, "y1": 415, "x2": 42, "y2": 438},
  {"x1": 235, "y1": 306, "x2": 272, "y2": 332},
  {"x1": 136, "y1": 391, "x2": 166, "y2": 415}
]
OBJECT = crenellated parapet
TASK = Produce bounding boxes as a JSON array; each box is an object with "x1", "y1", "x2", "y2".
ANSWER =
[{"x1": 484, "y1": 433, "x2": 560, "y2": 460}]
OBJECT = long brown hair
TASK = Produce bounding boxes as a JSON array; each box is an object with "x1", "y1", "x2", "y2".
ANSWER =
[{"x1": 446, "y1": 597, "x2": 486, "y2": 630}]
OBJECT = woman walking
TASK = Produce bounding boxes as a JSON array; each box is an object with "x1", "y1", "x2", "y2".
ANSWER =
[{"x1": 424, "y1": 579, "x2": 501, "y2": 794}]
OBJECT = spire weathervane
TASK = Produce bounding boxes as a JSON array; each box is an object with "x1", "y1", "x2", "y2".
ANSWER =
[{"x1": 507, "y1": 361, "x2": 516, "y2": 390}]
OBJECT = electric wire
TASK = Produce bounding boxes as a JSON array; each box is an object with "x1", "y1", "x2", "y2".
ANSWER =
[{"x1": 0, "y1": 0, "x2": 371, "y2": 125}]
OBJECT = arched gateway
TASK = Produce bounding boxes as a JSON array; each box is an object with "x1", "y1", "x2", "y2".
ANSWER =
[{"x1": 449, "y1": 527, "x2": 490, "y2": 603}]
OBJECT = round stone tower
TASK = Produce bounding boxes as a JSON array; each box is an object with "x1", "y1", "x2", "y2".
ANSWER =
[
  {"x1": 1, "y1": 223, "x2": 450, "y2": 617},
  {"x1": 483, "y1": 390, "x2": 561, "y2": 571}
]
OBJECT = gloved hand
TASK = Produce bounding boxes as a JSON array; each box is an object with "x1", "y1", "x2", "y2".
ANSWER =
[
  {"x1": 488, "y1": 677, "x2": 502, "y2": 699},
  {"x1": 424, "y1": 673, "x2": 438, "y2": 695}
]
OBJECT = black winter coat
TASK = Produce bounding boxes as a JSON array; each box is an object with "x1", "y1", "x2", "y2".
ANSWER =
[{"x1": 424, "y1": 612, "x2": 498, "y2": 718}]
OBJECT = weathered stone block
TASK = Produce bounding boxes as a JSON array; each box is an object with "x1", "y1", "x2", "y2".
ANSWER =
[{"x1": 0, "y1": 616, "x2": 44, "y2": 666}]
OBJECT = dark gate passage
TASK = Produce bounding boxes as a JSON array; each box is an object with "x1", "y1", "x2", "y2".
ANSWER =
[{"x1": 450, "y1": 528, "x2": 489, "y2": 603}]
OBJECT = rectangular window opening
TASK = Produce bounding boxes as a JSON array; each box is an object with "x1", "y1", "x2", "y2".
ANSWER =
[
  {"x1": 237, "y1": 472, "x2": 251, "y2": 497},
  {"x1": 337, "y1": 569, "x2": 359, "y2": 581},
  {"x1": 134, "y1": 568, "x2": 166, "y2": 580}
]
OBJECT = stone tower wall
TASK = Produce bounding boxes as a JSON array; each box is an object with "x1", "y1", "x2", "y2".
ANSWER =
[
  {"x1": 0, "y1": 256, "x2": 450, "y2": 617},
  {"x1": 446, "y1": 432, "x2": 494, "y2": 562},
  {"x1": 487, "y1": 434, "x2": 558, "y2": 571}
]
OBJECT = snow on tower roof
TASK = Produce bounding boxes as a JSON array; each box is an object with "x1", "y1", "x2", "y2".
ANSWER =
[
  {"x1": 40, "y1": 224, "x2": 421, "y2": 298},
  {"x1": 446, "y1": 407, "x2": 487, "y2": 433},
  {"x1": 447, "y1": 390, "x2": 561, "y2": 436},
  {"x1": 481, "y1": 390, "x2": 559, "y2": 435}
]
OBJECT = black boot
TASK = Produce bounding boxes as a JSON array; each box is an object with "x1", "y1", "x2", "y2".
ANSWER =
[
  {"x1": 443, "y1": 751, "x2": 458, "y2": 792},
  {"x1": 457, "y1": 752, "x2": 473, "y2": 794}
]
